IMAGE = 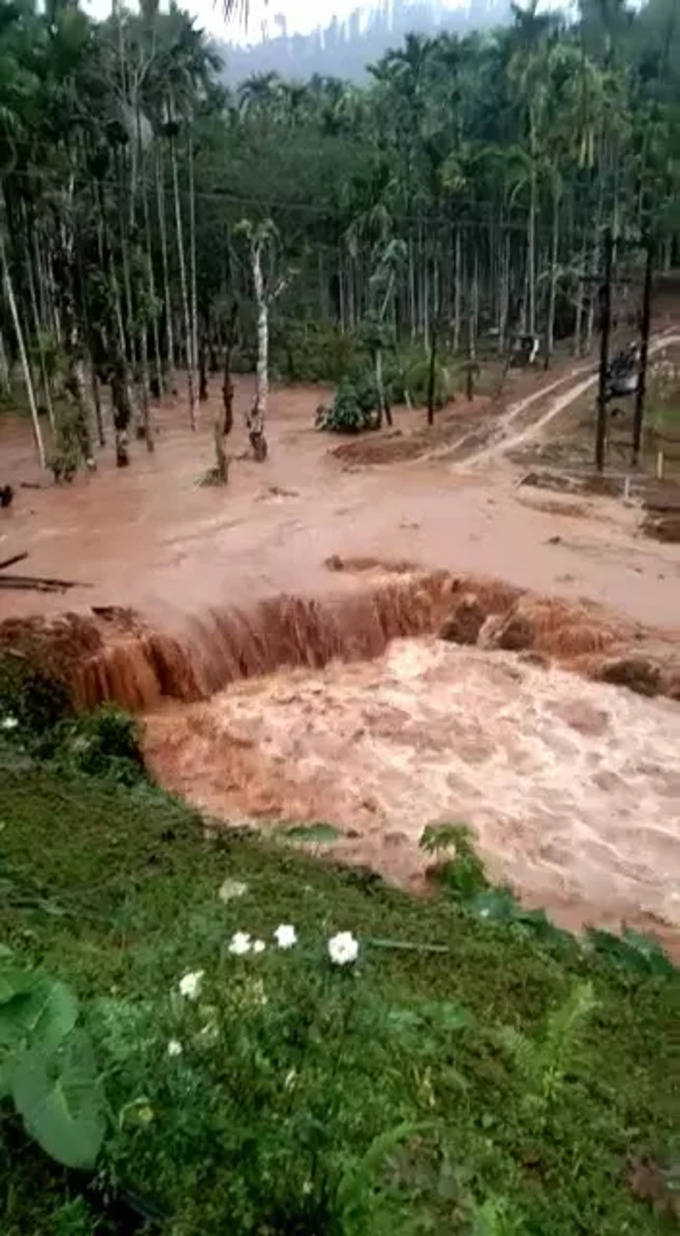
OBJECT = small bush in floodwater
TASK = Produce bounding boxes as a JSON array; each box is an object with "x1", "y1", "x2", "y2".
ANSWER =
[
  {"x1": 48, "y1": 706, "x2": 144, "y2": 784},
  {"x1": 0, "y1": 654, "x2": 72, "y2": 735}
]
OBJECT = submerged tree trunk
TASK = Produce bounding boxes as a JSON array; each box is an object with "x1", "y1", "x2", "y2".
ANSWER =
[{"x1": 1, "y1": 232, "x2": 45, "y2": 468}]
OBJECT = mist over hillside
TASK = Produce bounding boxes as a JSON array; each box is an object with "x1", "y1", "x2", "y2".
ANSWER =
[{"x1": 217, "y1": 0, "x2": 513, "y2": 85}]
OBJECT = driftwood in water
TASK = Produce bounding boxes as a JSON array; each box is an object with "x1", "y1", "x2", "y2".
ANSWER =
[
  {"x1": 0, "y1": 571, "x2": 89, "y2": 592},
  {"x1": 0, "y1": 551, "x2": 29, "y2": 572}
]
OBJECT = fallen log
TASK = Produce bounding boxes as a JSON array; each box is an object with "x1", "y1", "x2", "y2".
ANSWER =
[
  {"x1": 0, "y1": 571, "x2": 89, "y2": 592},
  {"x1": 0, "y1": 552, "x2": 29, "y2": 572}
]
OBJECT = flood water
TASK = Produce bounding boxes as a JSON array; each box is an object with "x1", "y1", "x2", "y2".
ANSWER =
[{"x1": 146, "y1": 637, "x2": 680, "y2": 953}]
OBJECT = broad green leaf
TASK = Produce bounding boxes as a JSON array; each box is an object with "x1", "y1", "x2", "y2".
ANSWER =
[
  {"x1": 12, "y1": 1031, "x2": 104, "y2": 1170},
  {"x1": 0, "y1": 968, "x2": 37, "y2": 1005},
  {"x1": 0, "y1": 979, "x2": 77, "y2": 1051}
]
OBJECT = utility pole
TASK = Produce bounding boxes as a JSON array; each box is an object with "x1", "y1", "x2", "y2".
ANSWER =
[
  {"x1": 595, "y1": 227, "x2": 613, "y2": 473},
  {"x1": 631, "y1": 235, "x2": 654, "y2": 467}
]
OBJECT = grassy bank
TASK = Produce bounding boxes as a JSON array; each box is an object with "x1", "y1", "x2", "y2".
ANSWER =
[{"x1": 0, "y1": 727, "x2": 677, "y2": 1233}]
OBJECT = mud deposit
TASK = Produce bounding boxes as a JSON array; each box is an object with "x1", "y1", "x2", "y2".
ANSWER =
[{"x1": 145, "y1": 637, "x2": 680, "y2": 950}]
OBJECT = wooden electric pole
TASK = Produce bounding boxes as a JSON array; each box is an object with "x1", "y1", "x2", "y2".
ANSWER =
[
  {"x1": 595, "y1": 228, "x2": 613, "y2": 473},
  {"x1": 631, "y1": 235, "x2": 654, "y2": 467}
]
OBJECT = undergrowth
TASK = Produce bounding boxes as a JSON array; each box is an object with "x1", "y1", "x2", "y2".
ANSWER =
[{"x1": 0, "y1": 697, "x2": 676, "y2": 1233}]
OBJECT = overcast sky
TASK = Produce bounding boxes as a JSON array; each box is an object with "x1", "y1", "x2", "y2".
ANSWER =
[
  {"x1": 84, "y1": 0, "x2": 570, "y2": 46},
  {"x1": 84, "y1": 0, "x2": 484, "y2": 44}
]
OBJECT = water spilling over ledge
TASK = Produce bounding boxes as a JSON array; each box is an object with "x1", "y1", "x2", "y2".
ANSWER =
[{"x1": 1, "y1": 562, "x2": 679, "y2": 712}]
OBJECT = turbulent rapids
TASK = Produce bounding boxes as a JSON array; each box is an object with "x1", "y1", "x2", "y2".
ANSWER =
[{"x1": 3, "y1": 563, "x2": 679, "y2": 950}]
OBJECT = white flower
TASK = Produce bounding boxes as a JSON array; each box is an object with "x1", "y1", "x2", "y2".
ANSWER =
[
  {"x1": 167, "y1": 1039, "x2": 183, "y2": 1057},
  {"x1": 327, "y1": 931, "x2": 359, "y2": 966},
  {"x1": 178, "y1": 970, "x2": 204, "y2": 1000},
  {"x1": 273, "y1": 924, "x2": 297, "y2": 949},
  {"x1": 218, "y1": 877, "x2": 248, "y2": 904},
  {"x1": 1, "y1": 716, "x2": 18, "y2": 731},
  {"x1": 252, "y1": 939, "x2": 266, "y2": 954},
  {"x1": 228, "y1": 931, "x2": 252, "y2": 956}
]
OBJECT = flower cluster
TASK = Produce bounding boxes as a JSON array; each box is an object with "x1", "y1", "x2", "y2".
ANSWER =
[{"x1": 170, "y1": 923, "x2": 360, "y2": 1056}]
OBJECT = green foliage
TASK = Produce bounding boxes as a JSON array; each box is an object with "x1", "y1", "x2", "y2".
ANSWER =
[
  {"x1": 274, "y1": 321, "x2": 364, "y2": 383},
  {"x1": 420, "y1": 822, "x2": 489, "y2": 899},
  {"x1": 0, "y1": 654, "x2": 72, "y2": 735},
  {"x1": 48, "y1": 706, "x2": 144, "y2": 784},
  {"x1": 0, "y1": 744, "x2": 676, "y2": 1231},
  {"x1": 316, "y1": 371, "x2": 379, "y2": 433},
  {"x1": 403, "y1": 355, "x2": 451, "y2": 408},
  {"x1": 496, "y1": 981, "x2": 597, "y2": 1127},
  {"x1": 0, "y1": 961, "x2": 104, "y2": 1170}
]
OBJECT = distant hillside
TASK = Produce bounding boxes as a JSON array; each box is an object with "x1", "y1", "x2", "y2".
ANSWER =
[{"x1": 217, "y1": 0, "x2": 513, "y2": 85}]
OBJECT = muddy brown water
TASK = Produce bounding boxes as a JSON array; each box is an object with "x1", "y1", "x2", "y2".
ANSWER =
[
  {"x1": 145, "y1": 638, "x2": 680, "y2": 953},
  {"x1": 2, "y1": 373, "x2": 679, "y2": 954}
]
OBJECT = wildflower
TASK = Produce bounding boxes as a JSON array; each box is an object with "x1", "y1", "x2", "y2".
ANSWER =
[
  {"x1": 228, "y1": 931, "x2": 252, "y2": 956},
  {"x1": 218, "y1": 877, "x2": 248, "y2": 903},
  {"x1": 328, "y1": 931, "x2": 359, "y2": 966},
  {"x1": 273, "y1": 924, "x2": 297, "y2": 949},
  {"x1": 0, "y1": 716, "x2": 18, "y2": 731},
  {"x1": 178, "y1": 970, "x2": 204, "y2": 1000},
  {"x1": 167, "y1": 1039, "x2": 183, "y2": 1057},
  {"x1": 252, "y1": 939, "x2": 266, "y2": 954}
]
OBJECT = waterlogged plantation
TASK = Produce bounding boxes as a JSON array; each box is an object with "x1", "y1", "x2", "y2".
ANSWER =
[
  {"x1": 1, "y1": 0, "x2": 679, "y2": 1230},
  {"x1": 0, "y1": 0, "x2": 679, "y2": 480}
]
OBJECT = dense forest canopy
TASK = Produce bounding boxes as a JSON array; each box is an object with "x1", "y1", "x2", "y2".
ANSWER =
[{"x1": 0, "y1": 0, "x2": 678, "y2": 472}]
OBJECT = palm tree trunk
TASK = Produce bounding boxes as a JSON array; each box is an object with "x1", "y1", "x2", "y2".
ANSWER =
[
  {"x1": 453, "y1": 227, "x2": 461, "y2": 353},
  {"x1": 248, "y1": 238, "x2": 268, "y2": 459},
  {"x1": 527, "y1": 162, "x2": 537, "y2": 337},
  {"x1": 0, "y1": 327, "x2": 10, "y2": 397},
  {"x1": 498, "y1": 229, "x2": 510, "y2": 355},
  {"x1": 156, "y1": 147, "x2": 174, "y2": 388},
  {"x1": 573, "y1": 231, "x2": 586, "y2": 356},
  {"x1": 170, "y1": 129, "x2": 196, "y2": 429},
  {"x1": 1, "y1": 231, "x2": 45, "y2": 468},
  {"x1": 546, "y1": 182, "x2": 560, "y2": 363},
  {"x1": 143, "y1": 178, "x2": 163, "y2": 400},
  {"x1": 188, "y1": 130, "x2": 199, "y2": 415},
  {"x1": 24, "y1": 235, "x2": 55, "y2": 430}
]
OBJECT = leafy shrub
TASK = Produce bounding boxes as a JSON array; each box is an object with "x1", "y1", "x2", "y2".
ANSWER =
[
  {"x1": 0, "y1": 654, "x2": 72, "y2": 734},
  {"x1": 274, "y1": 321, "x2": 365, "y2": 383},
  {"x1": 316, "y1": 370, "x2": 379, "y2": 433},
  {"x1": 403, "y1": 356, "x2": 451, "y2": 408},
  {"x1": 48, "y1": 706, "x2": 144, "y2": 784}
]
